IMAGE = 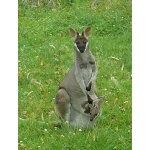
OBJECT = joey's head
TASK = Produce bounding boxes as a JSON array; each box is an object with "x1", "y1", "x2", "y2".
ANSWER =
[
  {"x1": 89, "y1": 103, "x2": 100, "y2": 121},
  {"x1": 82, "y1": 95, "x2": 106, "y2": 121},
  {"x1": 69, "y1": 27, "x2": 91, "y2": 53},
  {"x1": 89, "y1": 95, "x2": 106, "y2": 121}
]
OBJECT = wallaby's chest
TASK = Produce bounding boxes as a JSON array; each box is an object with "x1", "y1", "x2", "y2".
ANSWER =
[{"x1": 79, "y1": 61, "x2": 95, "y2": 85}]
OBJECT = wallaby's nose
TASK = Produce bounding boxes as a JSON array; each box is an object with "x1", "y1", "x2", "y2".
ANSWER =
[{"x1": 78, "y1": 46, "x2": 85, "y2": 53}]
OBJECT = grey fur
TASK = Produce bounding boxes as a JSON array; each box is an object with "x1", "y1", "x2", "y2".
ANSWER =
[{"x1": 55, "y1": 27, "x2": 102, "y2": 128}]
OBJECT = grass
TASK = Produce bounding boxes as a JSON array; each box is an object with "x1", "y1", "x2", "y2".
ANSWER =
[{"x1": 18, "y1": 0, "x2": 132, "y2": 149}]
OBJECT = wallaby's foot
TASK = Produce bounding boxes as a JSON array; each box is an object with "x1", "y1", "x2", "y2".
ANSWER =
[
  {"x1": 81, "y1": 101, "x2": 91, "y2": 113},
  {"x1": 52, "y1": 120, "x2": 63, "y2": 129},
  {"x1": 55, "y1": 88, "x2": 70, "y2": 121}
]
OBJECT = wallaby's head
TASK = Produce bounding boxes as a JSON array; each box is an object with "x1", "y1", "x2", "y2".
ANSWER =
[{"x1": 69, "y1": 27, "x2": 91, "y2": 53}]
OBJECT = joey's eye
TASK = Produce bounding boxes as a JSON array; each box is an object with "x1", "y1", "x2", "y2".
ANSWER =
[{"x1": 76, "y1": 42, "x2": 80, "y2": 45}]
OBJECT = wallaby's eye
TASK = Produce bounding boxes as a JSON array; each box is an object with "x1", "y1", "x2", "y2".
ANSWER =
[{"x1": 83, "y1": 41, "x2": 86, "y2": 44}]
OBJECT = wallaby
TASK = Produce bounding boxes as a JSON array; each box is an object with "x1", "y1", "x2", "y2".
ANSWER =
[
  {"x1": 55, "y1": 27, "x2": 101, "y2": 128},
  {"x1": 82, "y1": 94, "x2": 106, "y2": 121}
]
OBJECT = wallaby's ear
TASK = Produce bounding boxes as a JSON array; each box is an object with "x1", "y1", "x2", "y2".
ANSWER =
[
  {"x1": 69, "y1": 28, "x2": 77, "y2": 38},
  {"x1": 84, "y1": 27, "x2": 91, "y2": 37}
]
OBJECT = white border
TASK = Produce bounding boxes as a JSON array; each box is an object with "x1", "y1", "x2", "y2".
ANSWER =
[
  {"x1": 132, "y1": 0, "x2": 150, "y2": 149},
  {"x1": 0, "y1": 0, "x2": 18, "y2": 149},
  {"x1": 1, "y1": 0, "x2": 150, "y2": 149}
]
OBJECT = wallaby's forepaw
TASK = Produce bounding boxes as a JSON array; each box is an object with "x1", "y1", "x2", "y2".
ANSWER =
[{"x1": 86, "y1": 82, "x2": 92, "y2": 91}]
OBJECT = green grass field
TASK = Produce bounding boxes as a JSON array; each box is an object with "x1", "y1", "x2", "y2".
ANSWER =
[{"x1": 18, "y1": 0, "x2": 132, "y2": 149}]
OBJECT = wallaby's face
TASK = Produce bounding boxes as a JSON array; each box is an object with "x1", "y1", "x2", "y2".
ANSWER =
[
  {"x1": 69, "y1": 27, "x2": 91, "y2": 53},
  {"x1": 74, "y1": 34, "x2": 88, "y2": 53}
]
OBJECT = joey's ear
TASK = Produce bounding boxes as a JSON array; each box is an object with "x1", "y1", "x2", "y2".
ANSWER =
[
  {"x1": 97, "y1": 95, "x2": 106, "y2": 101},
  {"x1": 69, "y1": 28, "x2": 77, "y2": 38},
  {"x1": 84, "y1": 27, "x2": 91, "y2": 37}
]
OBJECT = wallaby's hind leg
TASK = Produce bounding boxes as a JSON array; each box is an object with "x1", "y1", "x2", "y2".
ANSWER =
[{"x1": 55, "y1": 88, "x2": 70, "y2": 122}]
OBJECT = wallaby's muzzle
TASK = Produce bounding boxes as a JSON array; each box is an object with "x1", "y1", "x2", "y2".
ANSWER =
[{"x1": 77, "y1": 46, "x2": 86, "y2": 53}]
